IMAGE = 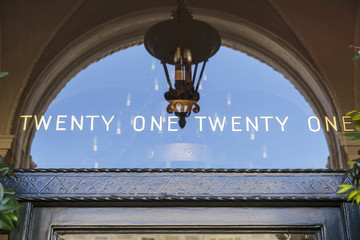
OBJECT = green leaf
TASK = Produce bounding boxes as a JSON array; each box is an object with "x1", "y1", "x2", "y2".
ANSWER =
[
  {"x1": 345, "y1": 133, "x2": 360, "y2": 141},
  {"x1": 348, "y1": 158, "x2": 360, "y2": 164},
  {"x1": 352, "y1": 55, "x2": 360, "y2": 61},
  {"x1": 352, "y1": 114, "x2": 360, "y2": 120},
  {"x1": 347, "y1": 190, "x2": 358, "y2": 201},
  {"x1": 350, "y1": 164, "x2": 359, "y2": 179},
  {"x1": 0, "y1": 212, "x2": 15, "y2": 230},
  {"x1": 13, "y1": 205, "x2": 21, "y2": 227},
  {"x1": 0, "y1": 72, "x2": 8, "y2": 78},
  {"x1": 6, "y1": 211, "x2": 17, "y2": 222},
  {"x1": 346, "y1": 110, "x2": 358, "y2": 116},
  {"x1": 345, "y1": 133, "x2": 360, "y2": 137},
  {"x1": 7, "y1": 170, "x2": 15, "y2": 177},
  {"x1": 338, "y1": 184, "x2": 355, "y2": 194},
  {"x1": 355, "y1": 121, "x2": 360, "y2": 131},
  {"x1": 0, "y1": 196, "x2": 21, "y2": 212},
  {"x1": 0, "y1": 183, "x2": 4, "y2": 202},
  {"x1": 355, "y1": 194, "x2": 360, "y2": 204},
  {"x1": 349, "y1": 161, "x2": 360, "y2": 165},
  {"x1": 0, "y1": 165, "x2": 14, "y2": 176},
  {"x1": 3, "y1": 189, "x2": 15, "y2": 195},
  {"x1": 0, "y1": 167, "x2": 11, "y2": 176},
  {"x1": 351, "y1": 167, "x2": 359, "y2": 179}
]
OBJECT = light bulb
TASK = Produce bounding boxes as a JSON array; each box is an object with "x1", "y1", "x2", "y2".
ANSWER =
[
  {"x1": 184, "y1": 48, "x2": 192, "y2": 63},
  {"x1": 173, "y1": 47, "x2": 182, "y2": 63},
  {"x1": 262, "y1": 146, "x2": 267, "y2": 158},
  {"x1": 251, "y1": 133, "x2": 255, "y2": 140},
  {"x1": 93, "y1": 136, "x2": 98, "y2": 152},
  {"x1": 151, "y1": 60, "x2": 155, "y2": 70},
  {"x1": 116, "y1": 120, "x2": 121, "y2": 134},
  {"x1": 154, "y1": 78, "x2": 159, "y2": 91},
  {"x1": 126, "y1": 93, "x2": 131, "y2": 106}
]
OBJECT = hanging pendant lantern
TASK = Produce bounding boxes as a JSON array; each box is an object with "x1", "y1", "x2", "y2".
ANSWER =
[{"x1": 144, "y1": 0, "x2": 221, "y2": 128}]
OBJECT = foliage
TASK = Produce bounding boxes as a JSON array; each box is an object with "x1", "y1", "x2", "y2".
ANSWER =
[
  {"x1": 338, "y1": 50, "x2": 360, "y2": 202},
  {"x1": 352, "y1": 50, "x2": 360, "y2": 61},
  {"x1": 337, "y1": 110, "x2": 360, "y2": 203},
  {"x1": 0, "y1": 72, "x2": 8, "y2": 78},
  {"x1": 0, "y1": 155, "x2": 21, "y2": 230},
  {"x1": 344, "y1": 110, "x2": 360, "y2": 139},
  {"x1": 0, "y1": 72, "x2": 22, "y2": 230}
]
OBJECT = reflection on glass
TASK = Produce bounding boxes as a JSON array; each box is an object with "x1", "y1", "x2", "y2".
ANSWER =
[
  {"x1": 58, "y1": 233, "x2": 316, "y2": 240},
  {"x1": 31, "y1": 46, "x2": 329, "y2": 169}
]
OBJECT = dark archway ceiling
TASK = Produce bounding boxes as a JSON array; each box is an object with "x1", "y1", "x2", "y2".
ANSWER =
[{"x1": 0, "y1": 0, "x2": 359, "y2": 167}]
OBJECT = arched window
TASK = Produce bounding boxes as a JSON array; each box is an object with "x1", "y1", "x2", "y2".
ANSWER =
[{"x1": 30, "y1": 45, "x2": 328, "y2": 168}]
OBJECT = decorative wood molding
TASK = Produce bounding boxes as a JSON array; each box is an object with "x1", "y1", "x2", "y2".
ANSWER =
[{"x1": 4, "y1": 169, "x2": 349, "y2": 202}]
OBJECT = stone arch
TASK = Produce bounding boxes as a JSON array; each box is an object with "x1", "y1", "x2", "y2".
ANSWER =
[{"x1": 11, "y1": 7, "x2": 342, "y2": 168}]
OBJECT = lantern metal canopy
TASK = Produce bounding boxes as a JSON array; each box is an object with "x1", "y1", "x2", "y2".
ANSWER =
[{"x1": 144, "y1": 0, "x2": 221, "y2": 128}]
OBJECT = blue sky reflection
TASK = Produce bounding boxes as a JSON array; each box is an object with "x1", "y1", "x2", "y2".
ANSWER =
[{"x1": 30, "y1": 46, "x2": 329, "y2": 168}]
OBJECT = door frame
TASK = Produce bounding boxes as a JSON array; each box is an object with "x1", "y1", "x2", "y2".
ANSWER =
[{"x1": 3, "y1": 169, "x2": 359, "y2": 240}]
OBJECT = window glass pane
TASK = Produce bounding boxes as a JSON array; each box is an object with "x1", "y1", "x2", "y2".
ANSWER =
[
  {"x1": 30, "y1": 46, "x2": 329, "y2": 168},
  {"x1": 58, "y1": 233, "x2": 316, "y2": 240}
]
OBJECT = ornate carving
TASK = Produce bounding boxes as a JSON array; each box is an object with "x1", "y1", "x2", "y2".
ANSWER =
[{"x1": 2, "y1": 169, "x2": 349, "y2": 201}]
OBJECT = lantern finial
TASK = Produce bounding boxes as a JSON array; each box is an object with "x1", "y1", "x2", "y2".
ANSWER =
[{"x1": 144, "y1": 0, "x2": 220, "y2": 128}]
